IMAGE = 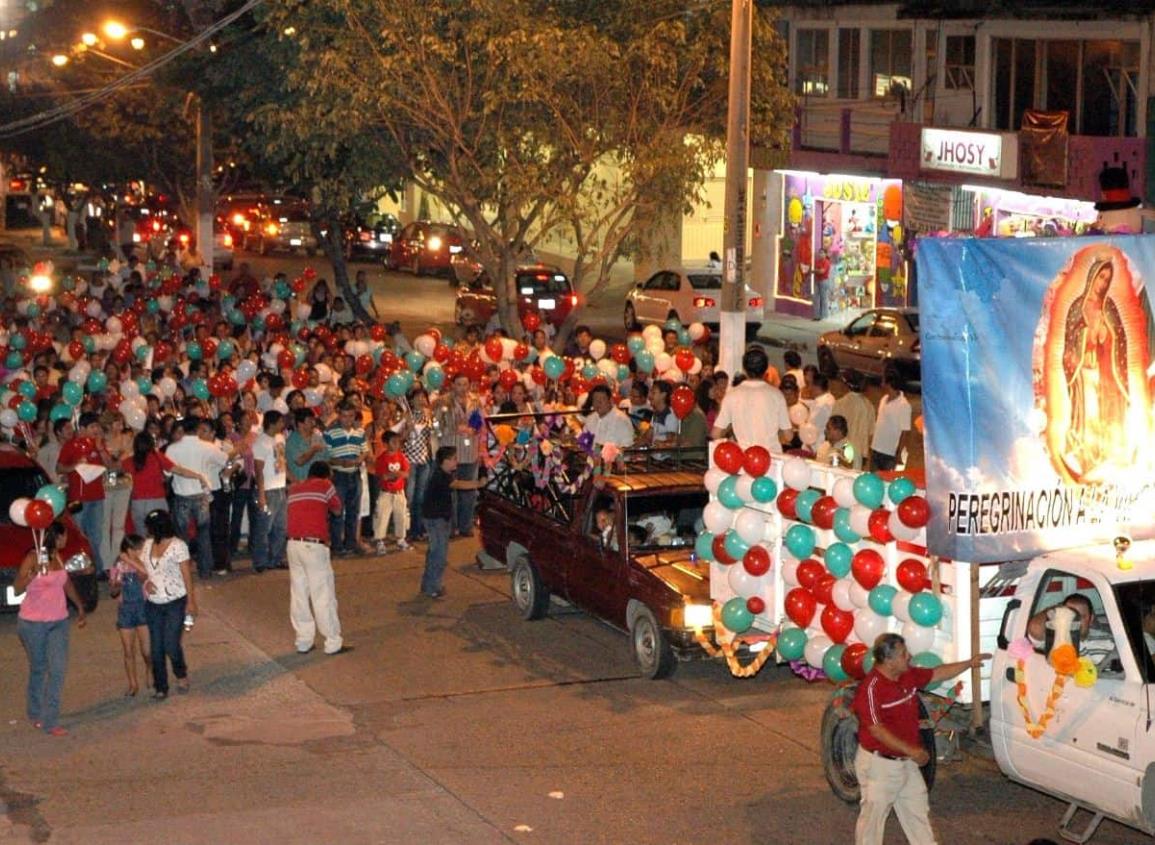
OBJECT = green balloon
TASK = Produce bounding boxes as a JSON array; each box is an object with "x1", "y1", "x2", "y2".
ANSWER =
[
  {"x1": 911, "y1": 651, "x2": 944, "y2": 689},
  {"x1": 795, "y1": 489, "x2": 820, "y2": 523},
  {"x1": 825, "y1": 542, "x2": 853, "y2": 578},
  {"x1": 137, "y1": 377, "x2": 152, "y2": 396},
  {"x1": 694, "y1": 531, "x2": 715, "y2": 562},
  {"x1": 62, "y1": 381, "x2": 83, "y2": 406},
  {"x1": 86, "y1": 371, "x2": 108, "y2": 393},
  {"x1": 16, "y1": 399, "x2": 36, "y2": 423},
  {"x1": 50, "y1": 403, "x2": 72, "y2": 422},
  {"x1": 720, "y1": 597, "x2": 754, "y2": 633},
  {"x1": 82, "y1": 336, "x2": 95, "y2": 353},
  {"x1": 832, "y1": 507, "x2": 861, "y2": 543},
  {"x1": 909, "y1": 592, "x2": 943, "y2": 627},
  {"x1": 385, "y1": 373, "x2": 408, "y2": 399},
  {"x1": 853, "y1": 473, "x2": 886, "y2": 509},
  {"x1": 424, "y1": 366, "x2": 445, "y2": 390},
  {"x1": 187, "y1": 341, "x2": 202, "y2": 360},
  {"x1": 218, "y1": 339, "x2": 235, "y2": 360},
  {"x1": 823, "y1": 644, "x2": 849, "y2": 682},
  {"x1": 751, "y1": 476, "x2": 777, "y2": 503},
  {"x1": 6, "y1": 350, "x2": 23, "y2": 368},
  {"x1": 863, "y1": 651, "x2": 875, "y2": 674},
  {"x1": 869, "y1": 584, "x2": 898, "y2": 616},
  {"x1": 888, "y1": 476, "x2": 917, "y2": 505},
  {"x1": 35, "y1": 484, "x2": 66, "y2": 517},
  {"x1": 717, "y1": 475, "x2": 743, "y2": 509},
  {"x1": 18, "y1": 380, "x2": 35, "y2": 399},
  {"x1": 543, "y1": 356, "x2": 565, "y2": 380},
  {"x1": 191, "y1": 378, "x2": 210, "y2": 401},
  {"x1": 784, "y1": 523, "x2": 816, "y2": 559},
  {"x1": 723, "y1": 529, "x2": 749, "y2": 561},
  {"x1": 777, "y1": 627, "x2": 807, "y2": 661}
]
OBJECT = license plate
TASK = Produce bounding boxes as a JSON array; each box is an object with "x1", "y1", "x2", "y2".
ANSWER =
[
  {"x1": 5, "y1": 585, "x2": 23, "y2": 605},
  {"x1": 449, "y1": 245, "x2": 462, "y2": 254},
  {"x1": 382, "y1": 234, "x2": 393, "y2": 244},
  {"x1": 539, "y1": 298, "x2": 556, "y2": 310},
  {"x1": 289, "y1": 238, "x2": 303, "y2": 246}
]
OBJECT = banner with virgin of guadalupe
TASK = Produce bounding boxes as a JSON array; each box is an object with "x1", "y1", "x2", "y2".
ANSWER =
[{"x1": 917, "y1": 236, "x2": 1155, "y2": 562}]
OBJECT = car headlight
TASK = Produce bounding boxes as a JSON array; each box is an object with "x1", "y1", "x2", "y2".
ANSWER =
[
  {"x1": 64, "y1": 553, "x2": 91, "y2": 573},
  {"x1": 683, "y1": 603, "x2": 714, "y2": 629},
  {"x1": 427, "y1": 235, "x2": 443, "y2": 251}
]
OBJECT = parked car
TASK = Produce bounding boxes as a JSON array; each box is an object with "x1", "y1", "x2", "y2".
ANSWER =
[
  {"x1": 624, "y1": 265, "x2": 764, "y2": 339},
  {"x1": 0, "y1": 446, "x2": 98, "y2": 613},
  {"x1": 455, "y1": 264, "x2": 578, "y2": 329},
  {"x1": 386, "y1": 221, "x2": 463, "y2": 277},
  {"x1": 343, "y1": 212, "x2": 400, "y2": 261},
  {"x1": 816, "y1": 307, "x2": 920, "y2": 383},
  {"x1": 478, "y1": 454, "x2": 714, "y2": 679},
  {"x1": 240, "y1": 199, "x2": 318, "y2": 256}
]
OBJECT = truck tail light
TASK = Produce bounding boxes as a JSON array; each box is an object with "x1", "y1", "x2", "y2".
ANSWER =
[
  {"x1": 569, "y1": 294, "x2": 578, "y2": 306},
  {"x1": 693, "y1": 296, "x2": 716, "y2": 308}
]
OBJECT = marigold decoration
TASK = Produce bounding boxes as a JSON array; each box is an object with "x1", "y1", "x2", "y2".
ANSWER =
[
  {"x1": 691, "y1": 603, "x2": 777, "y2": 678},
  {"x1": 1074, "y1": 657, "x2": 1098, "y2": 688},
  {"x1": 1012, "y1": 605, "x2": 1094, "y2": 739}
]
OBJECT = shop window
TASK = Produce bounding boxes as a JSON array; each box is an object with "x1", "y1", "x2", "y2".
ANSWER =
[
  {"x1": 796, "y1": 28, "x2": 829, "y2": 96},
  {"x1": 837, "y1": 29, "x2": 860, "y2": 99},
  {"x1": 1082, "y1": 40, "x2": 1139, "y2": 137},
  {"x1": 944, "y1": 35, "x2": 974, "y2": 91},
  {"x1": 993, "y1": 38, "x2": 1037, "y2": 132},
  {"x1": 1044, "y1": 41, "x2": 1078, "y2": 121},
  {"x1": 870, "y1": 29, "x2": 912, "y2": 97}
]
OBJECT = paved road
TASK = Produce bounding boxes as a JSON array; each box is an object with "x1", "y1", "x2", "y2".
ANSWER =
[{"x1": 0, "y1": 541, "x2": 1139, "y2": 844}]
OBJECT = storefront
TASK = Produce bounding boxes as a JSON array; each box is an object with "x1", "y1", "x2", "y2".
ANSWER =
[
  {"x1": 775, "y1": 171, "x2": 907, "y2": 320},
  {"x1": 963, "y1": 185, "x2": 1098, "y2": 237}
]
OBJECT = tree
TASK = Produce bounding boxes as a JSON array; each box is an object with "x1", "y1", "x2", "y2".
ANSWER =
[{"x1": 260, "y1": 0, "x2": 793, "y2": 343}]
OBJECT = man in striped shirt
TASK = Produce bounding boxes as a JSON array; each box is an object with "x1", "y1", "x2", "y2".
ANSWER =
[
  {"x1": 285, "y1": 462, "x2": 350, "y2": 655},
  {"x1": 323, "y1": 400, "x2": 368, "y2": 556}
]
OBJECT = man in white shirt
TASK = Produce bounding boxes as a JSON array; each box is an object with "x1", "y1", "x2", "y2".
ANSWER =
[
  {"x1": 815, "y1": 415, "x2": 862, "y2": 469},
  {"x1": 832, "y1": 369, "x2": 876, "y2": 467},
  {"x1": 807, "y1": 373, "x2": 836, "y2": 445},
  {"x1": 165, "y1": 418, "x2": 223, "y2": 579},
  {"x1": 710, "y1": 347, "x2": 792, "y2": 451},
  {"x1": 583, "y1": 385, "x2": 636, "y2": 448},
  {"x1": 871, "y1": 372, "x2": 912, "y2": 471},
  {"x1": 251, "y1": 410, "x2": 289, "y2": 572}
]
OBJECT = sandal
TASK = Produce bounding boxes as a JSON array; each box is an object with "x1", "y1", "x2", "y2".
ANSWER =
[
  {"x1": 175, "y1": 680, "x2": 190, "y2": 695},
  {"x1": 152, "y1": 691, "x2": 168, "y2": 701},
  {"x1": 44, "y1": 726, "x2": 68, "y2": 737}
]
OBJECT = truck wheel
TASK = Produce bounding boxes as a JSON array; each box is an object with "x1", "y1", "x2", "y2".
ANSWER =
[
  {"x1": 821, "y1": 693, "x2": 937, "y2": 804},
  {"x1": 511, "y1": 557, "x2": 549, "y2": 620},
  {"x1": 632, "y1": 606, "x2": 675, "y2": 680}
]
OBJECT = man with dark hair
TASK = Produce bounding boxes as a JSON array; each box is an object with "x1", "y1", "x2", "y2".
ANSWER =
[
  {"x1": 286, "y1": 409, "x2": 326, "y2": 484},
  {"x1": 251, "y1": 410, "x2": 288, "y2": 572},
  {"x1": 783, "y1": 349, "x2": 804, "y2": 386},
  {"x1": 816, "y1": 414, "x2": 859, "y2": 468},
  {"x1": 582, "y1": 384, "x2": 635, "y2": 447},
  {"x1": 57, "y1": 412, "x2": 113, "y2": 575},
  {"x1": 710, "y1": 347, "x2": 792, "y2": 451},
  {"x1": 833, "y1": 368, "x2": 875, "y2": 466},
  {"x1": 166, "y1": 417, "x2": 224, "y2": 578},
  {"x1": 852, "y1": 633, "x2": 989, "y2": 844},
  {"x1": 871, "y1": 371, "x2": 912, "y2": 472},
  {"x1": 323, "y1": 400, "x2": 368, "y2": 555},
  {"x1": 564, "y1": 325, "x2": 593, "y2": 358},
  {"x1": 420, "y1": 446, "x2": 485, "y2": 599}
]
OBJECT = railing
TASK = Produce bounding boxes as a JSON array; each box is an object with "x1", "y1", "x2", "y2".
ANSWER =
[{"x1": 796, "y1": 99, "x2": 905, "y2": 155}]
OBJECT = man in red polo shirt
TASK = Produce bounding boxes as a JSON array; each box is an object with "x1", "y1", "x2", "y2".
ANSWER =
[
  {"x1": 852, "y1": 633, "x2": 989, "y2": 845},
  {"x1": 285, "y1": 462, "x2": 351, "y2": 656},
  {"x1": 56, "y1": 413, "x2": 112, "y2": 576}
]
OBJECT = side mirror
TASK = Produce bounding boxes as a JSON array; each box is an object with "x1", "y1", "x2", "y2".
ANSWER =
[{"x1": 997, "y1": 598, "x2": 1022, "y2": 650}]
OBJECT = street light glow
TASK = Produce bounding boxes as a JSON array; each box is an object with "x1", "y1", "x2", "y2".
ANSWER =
[
  {"x1": 28, "y1": 274, "x2": 52, "y2": 294},
  {"x1": 130, "y1": 37, "x2": 145, "y2": 50},
  {"x1": 80, "y1": 32, "x2": 97, "y2": 46},
  {"x1": 51, "y1": 54, "x2": 69, "y2": 67},
  {"x1": 103, "y1": 21, "x2": 128, "y2": 40}
]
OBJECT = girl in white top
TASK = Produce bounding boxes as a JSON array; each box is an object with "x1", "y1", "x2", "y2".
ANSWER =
[{"x1": 141, "y1": 509, "x2": 197, "y2": 700}]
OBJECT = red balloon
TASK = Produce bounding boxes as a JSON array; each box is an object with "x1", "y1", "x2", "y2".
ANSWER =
[
  {"x1": 743, "y1": 545, "x2": 771, "y2": 577},
  {"x1": 868, "y1": 508, "x2": 894, "y2": 544},
  {"x1": 851, "y1": 549, "x2": 886, "y2": 590},
  {"x1": 785, "y1": 587, "x2": 817, "y2": 628},
  {"x1": 896, "y1": 558, "x2": 929, "y2": 593},
  {"x1": 522, "y1": 312, "x2": 541, "y2": 332},
  {"x1": 201, "y1": 338, "x2": 218, "y2": 360},
  {"x1": 610, "y1": 343, "x2": 630, "y2": 365},
  {"x1": 674, "y1": 347, "x2": 695, "y2": 373},
  {"x1": 713, "y1": 441, "x2": 744, "y2": 474},
  {"x1": 24, "y1": 499, "x2": 54, "y2": 530},
  {"x1": 712, "y1": 534, "x2": 736, "y2": 565},
  {"x1": 369, "y1": 324, "x2": 387, "y2": 342},
  {"x1": 811, "y1": 496, "x2": 838, "y2": 530},
  {"x1": 812, "y1": 572, "x2": 836, "y2": 606},
  {"x1": 897, "y1": 496, "x2": 930, "y2": 529},
  {"x1": 746, "y1": 596, "x2": 766, "y2": 615},
  {"x1": 513, "y1": 343, "x2": 529, "y2": 361},
  {"x1": 671, "y1": 385, "x2": 696, "y2": 420},
  {"x1": 530, "y1": 366, "x2": 547, "y2": 386},
  {"x1": 742, "y1": 445, "x2": 771, "y2": 477},
  {"x1": 821, "y1": 604, "x2": 854, "y2": 644},
  {"x1": 278, "y1": 350, "x2": 296, "y2": 370},
  {"x1": 841, "y1": 642, "x2": 869, "y2": 680},
  {"x1": 67, "y1": 340, "x2": 84, "y2": 360},
  {"x1": 796, "y1": 558, "x2": 824, "y2": 590},
  {"x1": 776, "y1": 488, "x2": 799, "y2": 520},
  {"x1": 355, "y1": 354, "x2": 374, "y2": 375},
  {"x1": 291, "y1": 368, "x2": 309, "y2": 389},
  {"x1": 499, "y1": 369, "x2": 519, "y2": 390},
  {"x1": 433, "y1": 344, "x2": 451, "y2": 364},
  {"x1": 484, "y1": 336, "x2": 504, "y2": 362},
  {"x1": 291, "y1": 276, "x2": 306, "y2": 293}
]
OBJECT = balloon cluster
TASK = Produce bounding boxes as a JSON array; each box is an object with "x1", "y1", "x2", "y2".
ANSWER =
[{"x1": 8, "y1": 482, "x2": 66, "y2": 529}]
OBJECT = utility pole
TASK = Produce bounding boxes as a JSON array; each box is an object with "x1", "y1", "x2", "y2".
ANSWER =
[
  {"x1": 195, "y1": 98, "x2": 214, "y2": 271},
  {"x1": 719, "y1": 0, "x2": 752, "y2": 378}
]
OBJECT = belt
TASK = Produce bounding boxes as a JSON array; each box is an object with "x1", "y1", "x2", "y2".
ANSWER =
[
  {"x1": 288, "y1": 536, "x2": 327, "y2": 545},
  {"x1": 870, "y1": 750, "x2": 906, "y2": 761}
]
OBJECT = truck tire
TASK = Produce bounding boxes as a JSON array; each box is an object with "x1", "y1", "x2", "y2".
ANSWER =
[
  {"x1": 631, "y1": 606, "x2": 675, "y2": 680},
  {"x1": 511, "y1": 557, "x2": 549, "y2": 621},
  {"x1": 821, "y1": 692, "x2": 936, "y2": 804}
]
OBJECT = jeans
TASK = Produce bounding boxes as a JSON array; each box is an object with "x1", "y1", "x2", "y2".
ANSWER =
[
  {"x1": 210, "y1": 490, "x2": 233, "y2": 572},
  {"x1": 130, "y1": 497, "x2": 168, "y2": 539},
  {"x1": 421, "y1": 518, "x2": 451, "y2": 595},
  {"x1": 405, "y1": 462, "x2": 432, "y2": 539},
  {"x1": 452, "y1": 462, "x2": 478, "y2": 536},
  {"x1": 230, "y1": 487, "x2": 256, "y2": 554},
  {"x1": 252, "y1": 487, "x2": 287, "y2": 571},
  {"x1": 813, "y1": 275, "x2": 829, "y2": 320},
  {"x1": 330, "y1": 471, "x2": 362, "y2": 553},
  {"x1": 17, "y1": 618, "x2": 70, "y2": 730},
  {"x1": 76, "y1": 499, "x2": 106, "y2": 573},
  {"x1": 145, "y1": 597, "x2": 187, "y2": 695},
  {"x1": 172, "y1": 493, "x2": 213, "y2": 579}
]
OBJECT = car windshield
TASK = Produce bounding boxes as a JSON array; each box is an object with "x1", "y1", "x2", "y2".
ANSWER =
[
  {"x1": 516, "y1": 272, "x2": 571, "y2": 295},
  {"x1": 903, "y1": 312, "x2": 919, "y2": 332},
  {"x1": 623, "y1": 491, "x2": 707, "y2": 550},
  {"x1": 0, "y1": 466, "x2": 50, "y2": 525},
  {"x1": 1113, "y1": 580, "x2": 1155, "y2": 682},
  {"x1": 687, "y1": 273, "x2": 722, "y2": 290}
]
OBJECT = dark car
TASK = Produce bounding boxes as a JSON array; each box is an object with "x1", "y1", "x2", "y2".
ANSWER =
[
  {"x1": 385, "y1": 221, "x2": 463, "y2": 277},
  {"x1": 817, "y1": 307, "x2": 921, "y2": 383},
  {"x1": 454, "y1": 264, "x2": 579, "y2": 329},
  {"x1": 478, "y1": 454, "x2": 714, "y2": 679},
  {"x1": 0, "y1": 446, "x2": 98, "y2": 613},
  {"x1": 343, "y1": 212, "x2": 400, "y2": 261}
]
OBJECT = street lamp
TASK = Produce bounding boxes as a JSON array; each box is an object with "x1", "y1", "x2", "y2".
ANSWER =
[
  {"x1": 130, "y1": 37, "x2": 145, "y2": 51},
  {"x1": 80, "y1": 32, "x2": 97, "y2": 47},
  {"x1": 102, "y1": 21, "x2": 129, "y2": 41},
  {"x1": 51, "y1": 54, "x2": 69, "y2": 67}
]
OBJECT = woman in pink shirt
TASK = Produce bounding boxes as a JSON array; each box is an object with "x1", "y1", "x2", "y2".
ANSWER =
[{"x1": 14, "y1": 521, "x2": 88, "y2": 736}]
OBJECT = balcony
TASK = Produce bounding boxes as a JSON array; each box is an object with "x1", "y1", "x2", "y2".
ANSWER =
[{"x1": 790, "y1": 99, "x2": 907, "y2": 175}]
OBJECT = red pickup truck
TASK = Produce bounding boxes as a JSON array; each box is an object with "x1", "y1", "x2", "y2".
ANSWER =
[{"x1": 477, "y1": 461, "x2": 714, "y2": 678}]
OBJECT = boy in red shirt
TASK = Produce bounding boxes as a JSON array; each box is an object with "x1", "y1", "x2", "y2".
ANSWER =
[{"x1": 372, "y1": 430, "x2": 410, "y2": 553}]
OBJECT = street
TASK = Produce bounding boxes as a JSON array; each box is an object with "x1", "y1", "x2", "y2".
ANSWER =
[{"x1": 0, "y1": 540, "x2": 1139, "y2": 844}]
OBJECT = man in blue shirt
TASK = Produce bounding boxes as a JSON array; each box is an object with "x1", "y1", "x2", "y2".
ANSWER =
[
  {"x1": 323, "y1": 400, "x2": 368, "y2": 555},
  {"x1": 286, "y1": 410, "x2": 326, "y2": 484}
]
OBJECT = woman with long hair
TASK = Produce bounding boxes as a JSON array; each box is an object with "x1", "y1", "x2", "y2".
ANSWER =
[
  {"x1": 141, "y1": 509, "x2": 197, "y2": 701},
  {"x1": 122, "y1": 431, "x2": 208, "y2": 534}
]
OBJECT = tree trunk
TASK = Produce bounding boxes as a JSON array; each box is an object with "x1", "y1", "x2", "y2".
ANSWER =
[{"x1": 318, "y1": 213, "x2": 372, "y2": 323}]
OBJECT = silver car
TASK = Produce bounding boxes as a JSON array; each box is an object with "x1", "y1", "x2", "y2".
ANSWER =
[{"x1": 817, "y1": 308, "x2": 920, "y2": 383}]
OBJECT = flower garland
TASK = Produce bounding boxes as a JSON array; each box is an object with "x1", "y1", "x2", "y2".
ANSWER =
[
  {"x1": 1014, "y1": 659, "x2": 1068, "y2": 739},
  {"x1": 691, "y1": 603, "x2": 778, "y2": 678},
  {"x1": 1007, "y1": 636, "x2": 1095, "y2": 739}
]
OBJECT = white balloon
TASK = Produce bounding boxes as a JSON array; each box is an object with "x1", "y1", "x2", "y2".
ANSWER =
[
  {"x1": 0, "y1": 408, "x2": 17, "y2": 428},
  {"x1": 704, "y1": 468, "x2": 727, "y2": 494},
  {"x1": 235, "y1": 361, "x2": 257, "y2": 383},
  {"x1": 315, "y1": 363, "x2": 333, "y2": 384},
  {"x1": 804, "y1": 634, "x2": 833, "y2": 668},
  {"x1": 688, "y1": 322, "x2": 706, "y2": 341},
  {"x1": 654, "y1": 352, "x2": 673, "y2": 373},
  {"x1": 688, "y1": 356, "x2": 703, "y2": 375},
  {"x1": 596, "y1": 359, "x2": 618, "y2": 380},
  {"x1": 85, "y1": 300, "x2": 102, "y2": 317},
  {"x1": 125, "y1": 409, "x2": 147, "y2": 431},
  {"x1": 734, "y1": 475, "x2": 755, "y2": 502},
  {"x1": 734, "y1": 509, "x2": 765, "y2": 546},
  {"x1": 588, "y1": 339, "x2": 606, "y2": 361},
  {"x1": 269, "y1": 299, "x2": 287, "y2": 315},
  {"x1": 303, "y1": 388, "x2": 322, "y2": 406},
  {"x1": 850, "y1": 505, "x2": 873, "y2": 538},
  {"x1": 9, "y1": 497, "x2": 32, "y2": 526},
  {"x1": 68, "y1": 366, "x2": 86, "y2": 385},
  {"x1": 781, "y1": 557, "x2": 800, "y2": 585},
  {"x1": 130, "y1": 335, "x2": 147, "y2": 350},
  {"x1": 902, "y1": 621, "x2": 935, "y2": 654},
  {"x1": 831, "y1": 579, "x2": 855, "y2": 612},
  {"x1": 799, "y1": 422, "x2": 819, "y2": 447},
  {"x1": 664, "y1": 368, "x2": 684, "y2": 384},
  {"x1": 414, "y1": 334, "x2": 437, "y2": 358},
  {"x1": 121, "y1": 380, "x2": 140, "y2": 399},
  {"x1": 833, "y1": 478, "x2": 856, "y2": 508},
  {"x1": 788, "y1": 403, "x2": 809, "y2": 427},
  {"x1": 848, "y1": 581, "x2": 871, "y2": 609},
  {"x1": 728, "y1": 565, "x2": 762, "y2": 599},
  {"x1": 703, "y1": 501, "x2": 733, "y2": 535},
  {"x1": 892, "y1": 591, "x2": 914, "y2": 623},
  {"x1": 854, "y1": 609, "x2": 888, "y2": 645},
  {"x1": 296, "y1": 303, "x2": 312, "y2": 321},
  {"x1": 500, "y1": 338, "x2": 517, "y2": 361},
  {"x1": 105, "y1": 316, "x2": 123, "y2": 334},
  {"x1": 118, "y1": 399, "x2": 136, "y2": 417},
  {"x1": 159, "y1": 377, "x2": 177, "y2": 397},
  {"x1": 783, "y1": 457, "x2": 811, "y2": 491},
  {"x1": 889, "y1": 510, "x2": 921, "y2": 542},
  {"x1": 762, "y1": 519, "x2": 781, "y2": 543},
  {"x1": 642, "y1": 325, "x2": 662, "y2": 342}
]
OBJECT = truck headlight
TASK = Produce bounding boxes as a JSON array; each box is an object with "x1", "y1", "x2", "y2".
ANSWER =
[{"x1": 684, "y1": 603, "x2": 713, "y2": 629}]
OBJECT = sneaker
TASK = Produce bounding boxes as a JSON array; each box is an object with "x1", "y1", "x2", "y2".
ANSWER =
[
  {"x1": 375, "y1": 541, "x2": 388, "y2": 555},
  {"x1": 325, "y1": 644, "x2": 354, "y2": 655},
  {"x1": 396, "y1": 540, "x2": 411, "y2": 551},
  {"x1": 424, "y1": 588, "x2": 446, "y2": 599}
]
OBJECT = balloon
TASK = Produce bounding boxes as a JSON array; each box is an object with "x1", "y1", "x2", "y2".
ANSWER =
[
  {"x1": 751, "y1": 476, "x2": 777, "y2": 503},
  {"x1": 634, "y1": 350, "x2": 654, "y2": 373},
  {"x1": 868, "y1": 508, "x2": 894, "y2": 544},
  {"x1": 897, "y1": 496, "x2": 931, "y2": 528},
  {"x1": 823, "y1": 644, "x2": 849, "y2": 682},
  {"x1": 385, "y1": 373, "x2": 408, "y2": 398},
  {"x1": 796, "y1": 558, "x2": 824, "y2": 590},
  {"x1": 911, "y1": 651, "x2": 944, "y2": 688},
  {"x1": 717, "y1": 476, "x2": 744, "y2": 509},
  {"x1": 863, "y1": 651, "x2": 876, "y2": 675},
  {"x1": 733, "y1": 475, "x2": 754, "y2": 503},
  {"x1": 825, "y1": 542, "x2": 853, "y2": 578},
  {"x1": 694, "y1": 531, "x2": 715, "y2": 562},
  {"x1": 794, "y1": 489, "x2": 820, "y2": 523},
  {"x1": 24, "y1": 499, "x2": 54, "y2": 529},
  {"x1": 804, "y1": 634, "x2": 833, "y2": 669},
  {"x1": 711, "y1": 534, "x2": 736, "y2": 565},
  {"x1": 889, "y1": 509, "x2": 921, "y2": 542},
  {"x1": 782, "y1": 457, "x2": 811, "y2": 491},
  {"x1": 62, "y1": 381, "x2": 83, "y2": 406},
  {"x1": 909, "y1": 592, "x2": 944, "y2": 627},
  {"x1": 704, "y1": 468, "x2": 727, "y2": 494},
  {"x1": 841, "y1": 642, "x2": 869, "y2": 680},
  {"x1": 853, "y1": 609, "x2": 888, "y2": 645},
  {"x1": 217, "y1": 339, "x2": 235, "y2": 360},
  {"x1": 703, "y1": 501, "x2": 733, "y2": 535},
  {"x1": 0, "y1": 408, "x2": 16, "y2": 428},
  {"x1": 799, "y1": 422, "x2": 820, "y2": 447},
  {"x1": 50, "y1": 403, "x2": 72, "y2": 422},
  {"x1": 896, "y1": 558, "x2": 929, "y2": 593},
  {"x1": 811, "y1": 495, "x2": 837, "y2": 530},
  {"x1": 849, "y1": 505, "x2": 872, "y2": 538},
  {"x1": 17, "y1": 400, "x2": 36, "y2": 423},
  {"x1": 713, "y1": 441, "x2": 744, "y2": 474},
  {"x1": 831, "y1": 578, "x2": 855, "y2": 612},
  {"x1": 187, "y1": 341, "x2": 202, "y2": 360},
  {"x1": 849, "y1": 581, "x2": 871, "y2": 609},
  {"x1": 673, "y1": 347, "x2": 695, "y2": 372},
  {"x1": 35, "y1": 484, "x2": 66, "y2": 517},
  {"x1": 191, "y1": 379, "x2": 210, "y2": 401},
  {"x1": 9, "y1": 497, "x2": 32, "y2": 526},
  {"x1": 728, "y1": 564, "x2": 762, "y2": 599},
  {"x1": 671, "y1": 385, "x2": 696, "y2": 419},
  {"x1": 851, "y1": 548, "x2": 886, "y2": 589},
  {"x1": 777, "y1": 488, "x2": 798, "y2": 520},
  {"x1": 734, "y1": 508, "x2": 765, "y2": 546},
  {"x1": 18, "y1": 381, "x2": 35, "y2": 399},
  {"x1": 136, "y1": 376, "x2": 152, "y2": 397},
  {"x1": 784, "y1": 524, "x2": 816, "y2": 559},
  {"x1": 739, "y1": 445, "x2": 770, "y2": 477},
  {"x1": 743, "y1": 544, "x2": 771, "y2": 576},
  {"x1": 812, "y1": 573, "x2": 836, "y2": 606},
  {"x1": 888, "y1": 476, "x2": 916, "y2": 505},
  {"x1": 852, "y1": 473, "x2": 886, "y2": 508},
  {"x1": 588, "y1": 339, "x2": 607, "y2": 361},
  {"x1": 832, "y1": 508, "x2": 860, "y2": 543},
  {"x1": 821, "y1": 605, "x2": 855, "y2": 644},
  {"x1": 780, "y1": 558, "x2": 800, "y2": 586},
  {"x1": 746, "y1": 596, "x2": 765, "y2": 616},
  {"x1": 414, "y1": 334, "x2": 437, "y2": 358},
  {"x1": 721, "y1": 597, "x2": 754, "y2": 633},
  {"x1": 902, "y1": 621, "x2": 935, "y2": 654},
  {"x1": 86, "y1": 371, "x2": 108, "y2": 394},
  {"x1": 869, "y1": 584, "x2": 898, "y2": 616},
  {"x1": 777, "y1": 627, "x2": 807, "y2": 661},
  {"x1": 788, "y1": 403, "x2": 808, "y2": 427},
  {"x1": 425, "y1": 366, "x2": 445, "y2": 390},
  {"x1": 892, "y1": 591, "x2": 914, "y2": 623},
  {"x1": 543, "y1": 355, "x2": 566, "y2": 380},
  {"x1": 723, "y1": 529, "x2": 749, "y2": 561},
  {"x1": 785, "y1": 588, "x2": 817, "y2": 628}
]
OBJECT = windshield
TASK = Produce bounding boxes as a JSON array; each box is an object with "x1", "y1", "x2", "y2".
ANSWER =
[
  {"x1": 516, "y1": 272, "x2": 571, "y2": 295},
  {"x1": 903, "y1": 312, "x2": 920, "y2": 332},
  {"x1": 1114, "y1": 580, "x2": 1155, "y2": 682},
  {"x1": 0, "y1": 466, "x2": 50, "y2": 525},
  {"x1": 687, "y1": 273, "x2": 722, "y2": 290},
  {"x1": 624, "y1": 491, "x2": 707, "y2": 550}
]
